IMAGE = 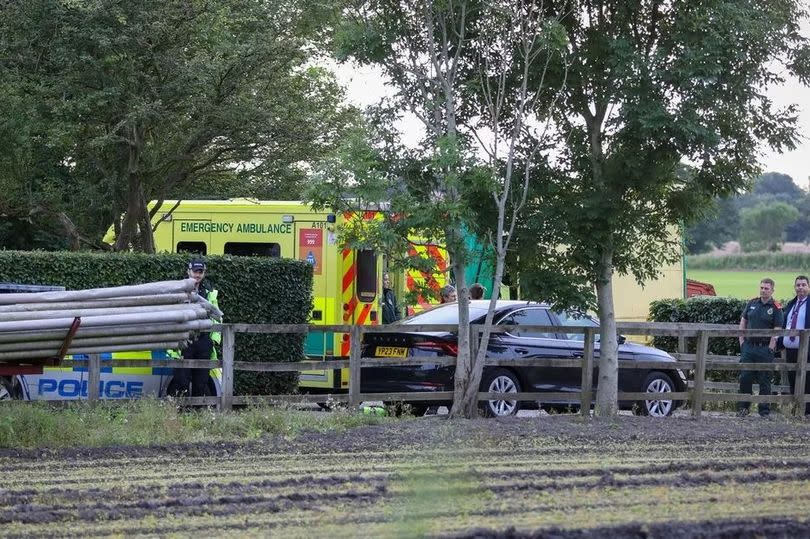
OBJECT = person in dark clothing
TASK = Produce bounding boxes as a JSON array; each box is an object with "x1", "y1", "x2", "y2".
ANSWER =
[
  {"x1": 170, "y1": 258, "x2": 221, "y2": 397},
  {"x1": 381, "y1": 273, "x2": 400, "y2": 324},
  {"x1": 778, "y1": 275, "x2": 810, "y2": 414},
  {"x1": 737, "y1": 278, "x2": 784, "y2": 417}
]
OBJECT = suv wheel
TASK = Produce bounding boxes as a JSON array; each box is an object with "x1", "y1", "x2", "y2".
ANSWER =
[
  {"x1": 479, "y1": 369, "x2": 521, "y2": 417},
  {"x1": 638, "y1": 371, "x2": 675, "y2": 417}
]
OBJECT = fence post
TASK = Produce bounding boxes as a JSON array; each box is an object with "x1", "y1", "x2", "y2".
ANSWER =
[
  {"x1": 471, "y1": 325, "x2": 481, "y2": 408},
  {"x1": 87, "y1": 353, "x2": 100, "y2": 403},
  {"x1": 349, "y1": 325, "x2": 362, "y2": 408},
  {"x1": 579, "y1": 328, "x2": 595, "y2": 417},
  {"x1": 794, "y1": 329, "x2": 810, "y2": 416},
  {"x1": 691, "y1": 330, "x2": 708, "y2": 418},
  {"x1": 220, "y1": 325, "x2": 235, "y2": 412},
  {"x1": 678, "y1": 336, "x2": 687, "y2": 355}
]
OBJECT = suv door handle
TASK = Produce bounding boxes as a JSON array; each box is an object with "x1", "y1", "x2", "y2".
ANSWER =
[
  {"x1": 514, "y1": 347, "x2": 530, "y2": 354},
  {"x1": 572, "y1": 352, "x2": 584, "y2": 358}
]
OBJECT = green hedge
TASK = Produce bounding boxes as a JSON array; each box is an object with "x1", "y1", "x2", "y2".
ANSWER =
[
  {"x1": 649, "y1": 296, "x2": 745, "y2": 355},
  {"x1": 688, "y1": 252, "x2": 810, "y2": 271},
  {"x1": 650, "y1": 296, "x2": 749, "y2": 384},
  {"x1": 0, "y1": 251, "x2": 312, "y2": 395}
]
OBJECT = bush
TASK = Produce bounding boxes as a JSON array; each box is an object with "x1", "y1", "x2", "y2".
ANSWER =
[
  {"x1": 649, "y1": 296, "x2": 745, "y2": 355},
  {"x1": 649, "y1": 296, "x2": 747, "y2": 384},
  {"x1": 688, "y1": 252, "x2": 810, "y2": 271},
  {"x1": 0, "y1": 250, "x2": 312, "y2": 395}
]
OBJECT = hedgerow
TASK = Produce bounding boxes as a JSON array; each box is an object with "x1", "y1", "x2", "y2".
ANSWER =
[
  {"x1": 688, "y1": 252, "x2": 810, "y2": 271},
  {"x1": 0, "y1": 250, "x2": 312, "y2": 395}
]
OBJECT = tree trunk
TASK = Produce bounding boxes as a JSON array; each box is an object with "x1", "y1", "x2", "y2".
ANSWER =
[
  {"x1": 594, "y1": 248, "x2": 619, "y2": 416},
  {"x1": 448, "y1": 254, "x2": 473, "y2": 418},
  {"x1": 112, "y1": 126, "x2": 155, "y2": 253}
]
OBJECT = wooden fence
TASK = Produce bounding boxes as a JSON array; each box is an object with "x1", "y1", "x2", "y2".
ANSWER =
[{"x1": 59, "y1": 322, "x2": 810, "y2": 418}]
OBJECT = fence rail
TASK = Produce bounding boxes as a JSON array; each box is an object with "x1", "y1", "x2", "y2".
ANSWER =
[{"x1": 55, "y1": 322, "x2": 810, "y2": 418}]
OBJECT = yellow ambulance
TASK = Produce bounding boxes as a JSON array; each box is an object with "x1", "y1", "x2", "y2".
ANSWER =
[{"x1": 143, "y1": 198, "x2": 384, "y2": 393}]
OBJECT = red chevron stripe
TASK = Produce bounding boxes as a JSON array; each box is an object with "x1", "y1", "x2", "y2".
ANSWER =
[
  {"x1": 357, "y1": 303, "x2": 371, "y2": 325},
  {"x1": 342, "y1": 264, "x2": 356, "y2": 293}
]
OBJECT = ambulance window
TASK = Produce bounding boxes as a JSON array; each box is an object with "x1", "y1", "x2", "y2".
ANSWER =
[
  {"x1": 356, "y1": 249, "x2": 377, "y2": 302},
  {"x1": 224, "y1": 242, "x2": 281, "y2": 257},
  {"x1": 177, "y1": 242, "x2": 207, "y2": 255}
]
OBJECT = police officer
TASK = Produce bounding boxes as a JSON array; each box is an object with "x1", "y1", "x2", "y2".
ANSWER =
[
  {"x1": 170, "y1": 258, "x2": 221, "y2": 398},
  {"x1": 737, "y1": 278, "x2": 784, "y2": 417},
  {"x1": 381, "y1": 273, "x2": 400, "y2": 324}
]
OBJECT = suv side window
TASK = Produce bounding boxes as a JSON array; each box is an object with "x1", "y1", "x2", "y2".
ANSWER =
[
  {"x1": 499, "y1": 308, "x2": 555, "y2": 338},
  {"x1": 554, "y1": 310, "x2": 598, "y2": 341}
]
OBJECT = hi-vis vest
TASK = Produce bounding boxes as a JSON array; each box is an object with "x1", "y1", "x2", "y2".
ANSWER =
[{"x1": 168, "y1": 287, "x2": 220, "y2": 360}]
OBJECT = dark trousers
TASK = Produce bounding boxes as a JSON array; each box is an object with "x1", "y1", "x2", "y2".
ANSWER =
[
  {"x1": 170, "y1": 335, "x2": 213, "y2": 397},
  {"x1": 785, "y1": 348, "x2": 810, "y2": 415},
  {"x1": 738, "y1": 342, "x2": 773, "y2": 415}
]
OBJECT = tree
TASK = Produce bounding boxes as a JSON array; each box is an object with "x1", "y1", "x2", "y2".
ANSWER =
[
  {"x1": 525, "y1": 0, "x2": 809, "y2": 415},
  {"x1": 740, "y1": 202, "x2": 800, "y2": 252},
  {"x1": 754, "y1": 172, "x2": 805, "y2": 199},
  {"x1": 318, "y1": 0, "x2": 568, "y2": 418},
  {"x1": 0, "y1": 0, "x2": 355, "y2": 251},
  {"x1": 685, "y1": 196, "x2": 740, "y2": 254}
]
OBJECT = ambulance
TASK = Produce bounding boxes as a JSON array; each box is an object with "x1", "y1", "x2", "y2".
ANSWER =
[{"x1": 141, "y1": 199, "x2": 390, "y2": 394}]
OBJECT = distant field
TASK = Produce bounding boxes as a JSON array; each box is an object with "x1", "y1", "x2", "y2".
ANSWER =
[{"x1": 688, "y1": 270, "x2": 800, "y2": 300}]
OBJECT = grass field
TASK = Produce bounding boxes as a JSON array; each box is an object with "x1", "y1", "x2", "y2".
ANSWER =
[{"x1": 688, "y1": 270, "x2": 801, "y2": 300}]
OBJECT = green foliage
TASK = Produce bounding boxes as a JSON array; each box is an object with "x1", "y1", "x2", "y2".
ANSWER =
[
  {"x1": 0, "y1": 250, "x2": 312, "y2": 395},
  {"x1": 649, "y1": 296, "x2": 746, "y2": 383},
  {"x1": 688, "y1": 252, "x2": 810, "y2": 271},
  {"x1": 685, "y1": 196, "x2": 740, "y2": 254},
  {"x1": 518, "y1": 0, "x2": 809, "y2": 299},
  {"x1": 686, "y1": 172, "x2": 810, "y2": 253},
  {"x1": 650, "y1": 296, "x2": 746, "y2": 355},
  {"x1": 739, "y1": 202, "x2": 800, "y2": 252},
  {"x1": 0, "y1": 399, "x2": 394, "y2": 449},
  {"x1": 754, "y1": 172, "x2": 806, "y2": 199},
  {"x1": 0, "y1": 0, "x2": 355, "y2": 251}
]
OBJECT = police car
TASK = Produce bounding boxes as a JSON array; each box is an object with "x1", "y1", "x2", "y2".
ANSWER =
[{"x1": 0, "y1": 282, "x2": 221, "y2": 401}]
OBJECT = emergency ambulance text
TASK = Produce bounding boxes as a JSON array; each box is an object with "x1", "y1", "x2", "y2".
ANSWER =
[{"x1": 179, "y1": 222, "x2": 292, "y2": 234}]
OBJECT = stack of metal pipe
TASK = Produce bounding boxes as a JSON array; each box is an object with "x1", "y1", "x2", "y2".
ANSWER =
[{"x1": 0, "y1": 279, "x2": 223, "y2": 362}]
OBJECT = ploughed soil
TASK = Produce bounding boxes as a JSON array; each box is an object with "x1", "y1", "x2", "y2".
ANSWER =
[{"x1": 3, "y1": 414, "x2": 810, "y2": 537}]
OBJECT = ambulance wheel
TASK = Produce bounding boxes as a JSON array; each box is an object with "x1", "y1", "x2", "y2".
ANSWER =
[{"x1": 0, "y1": 377, "x2": 22, "y2": 401}]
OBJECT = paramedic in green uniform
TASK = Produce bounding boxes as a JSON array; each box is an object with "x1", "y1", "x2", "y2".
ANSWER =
[{"x1": 737, "y1": 278, "x2": 784, "y2": 417}]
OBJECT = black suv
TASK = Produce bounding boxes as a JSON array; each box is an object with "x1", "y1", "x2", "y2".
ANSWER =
[{"x1": 362, "y1": 300, "x2": 686, "y2": 417}]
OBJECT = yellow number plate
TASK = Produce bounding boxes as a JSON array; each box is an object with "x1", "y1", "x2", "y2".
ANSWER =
[{"x1": 376, "y1": 346, "x2": 408, "y2": 358}]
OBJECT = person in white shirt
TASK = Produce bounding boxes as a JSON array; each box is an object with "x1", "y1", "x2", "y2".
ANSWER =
[{"x1": 779, "y1": 275, "x2": 810, "y2": 415}]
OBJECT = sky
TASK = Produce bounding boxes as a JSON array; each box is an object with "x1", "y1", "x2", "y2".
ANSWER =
[{"x1": 759, "y1": 78, "x2": 810, "y2": 189}]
